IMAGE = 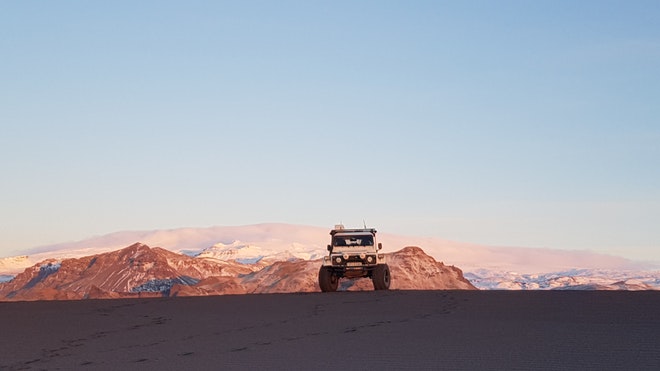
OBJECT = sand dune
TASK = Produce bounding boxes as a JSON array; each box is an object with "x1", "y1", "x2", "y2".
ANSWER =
[{"x1": 1, "y1": 291, "x2": 659, "y2": 370}]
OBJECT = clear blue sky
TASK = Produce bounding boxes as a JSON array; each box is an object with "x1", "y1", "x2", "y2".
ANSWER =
[{"x1": 1, "y1": 1, "x2": 659, "y2": 261}]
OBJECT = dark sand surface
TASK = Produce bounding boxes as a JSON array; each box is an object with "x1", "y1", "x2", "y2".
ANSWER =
[{"x1": 1, "y1": 291, "x2": 659, "y2": 370}]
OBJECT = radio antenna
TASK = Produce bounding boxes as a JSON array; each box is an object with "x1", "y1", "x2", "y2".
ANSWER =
[{"x1": 363, "y1": 219, "x2": 367, "y2": 228}]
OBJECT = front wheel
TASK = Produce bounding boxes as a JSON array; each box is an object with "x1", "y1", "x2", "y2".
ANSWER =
[
  {"x1": 372, "y1": 264, "x2": 391, "y2": 290},
  {"x1": 319, "y1": 266, "x2": 339, "y2": 292}
]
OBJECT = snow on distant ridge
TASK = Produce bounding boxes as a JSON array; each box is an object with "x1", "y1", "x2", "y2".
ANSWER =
[
  {"x1": 0, "y1": 255, "x2": 34, "y2": 275},
  {"x1": 196, "y1": 240, "x2": 325, "y2": 264},
  {"x1": 466, "y1": 268, "x2": 660, "y2": 290}
]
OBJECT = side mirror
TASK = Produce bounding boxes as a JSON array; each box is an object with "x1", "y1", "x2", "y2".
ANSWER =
[
  {"x1": 378, "y1": 243, "x2": 382, "y2": 250},
  {"x1": 327, "y1": 244, "x2": 332, "y2": 251}
]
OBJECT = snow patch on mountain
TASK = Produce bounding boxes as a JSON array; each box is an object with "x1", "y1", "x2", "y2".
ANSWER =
[
  {"x1": 131, "y1": 277, "x2": 200, "y2": 293},
  {"x1": 41, "y1": 261, "x2": 61, "y2": 272}
]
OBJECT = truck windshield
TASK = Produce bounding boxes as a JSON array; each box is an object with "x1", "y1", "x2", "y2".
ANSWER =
[{"x1": 333, "y1": 235, "x2": 373, "y2": 247}]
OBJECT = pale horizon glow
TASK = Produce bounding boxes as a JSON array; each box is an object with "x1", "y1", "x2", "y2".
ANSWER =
[{"x1": 1, "y1": 1, "x2": 659, "y2": 262}]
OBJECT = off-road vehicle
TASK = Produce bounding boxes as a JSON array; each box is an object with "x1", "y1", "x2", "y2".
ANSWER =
[{"x1": 318, "y1": 224, "x2": 391, "y2": 292}]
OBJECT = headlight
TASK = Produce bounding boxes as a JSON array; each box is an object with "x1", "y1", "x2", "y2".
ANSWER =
[
  {"x1": 335, "y1": 257, "x2": 342, "y2": 264},
  {"x1": 359, "y1": 253, "x2": 366, "y2": 259},
  {"x1": 343, "y1": 253, "x2": 349, "y2": 260},
  {"x1": 366, "y1": 256, "x2": 374, "y2": 263}
]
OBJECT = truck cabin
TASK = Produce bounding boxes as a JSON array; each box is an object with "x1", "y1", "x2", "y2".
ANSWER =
[{"x1": 327, "y1": 229, "x2": 382, "y2": 252}]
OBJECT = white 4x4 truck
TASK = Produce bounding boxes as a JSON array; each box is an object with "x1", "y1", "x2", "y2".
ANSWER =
[{"x1": 318, "y1": 225, "x2": 391, "y2": 292}]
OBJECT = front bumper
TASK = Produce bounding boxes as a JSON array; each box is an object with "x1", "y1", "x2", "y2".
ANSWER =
[{"x1": 323, "y1": 254, "x2": 384, "y2": 268}]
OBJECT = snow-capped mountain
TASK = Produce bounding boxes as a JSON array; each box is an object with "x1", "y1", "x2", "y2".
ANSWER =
[
  {"x1": 466, "y1": 269, "x2": 660, "y2": 290},
  {"x1": 1, "y1": 223, "x2": 658, "y2": 290}
]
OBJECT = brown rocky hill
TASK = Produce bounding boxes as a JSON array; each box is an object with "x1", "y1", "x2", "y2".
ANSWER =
[
  {"x1": 0, "y1": 243, "x2": 250, "y2": 301},
  {"x1": 172, "y1": 246, "x2": 476, "y2": 296},
  {"x1": 0, "y1": 244, "x2": 476, "y2": 301}
]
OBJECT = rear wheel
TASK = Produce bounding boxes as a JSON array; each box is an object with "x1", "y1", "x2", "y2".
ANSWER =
[
  {"x1": 372, "y1": 264, "x2": 391, "y2": 290},
  {"x1": 319, "y1": 266, "x2": 338, "y2": 292}
]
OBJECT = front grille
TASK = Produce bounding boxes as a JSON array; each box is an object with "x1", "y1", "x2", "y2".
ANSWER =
[{"x1": 332, "y1": 255, "x2": 377, "y2": 266}]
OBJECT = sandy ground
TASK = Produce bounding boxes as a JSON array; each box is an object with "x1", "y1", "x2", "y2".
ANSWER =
[{"x1": 1, "y1": 290, "x2": 659, "y2": 370}]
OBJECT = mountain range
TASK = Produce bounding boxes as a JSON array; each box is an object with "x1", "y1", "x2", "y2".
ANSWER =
[
  {"x1": 1, "y1": 223, "x2": 659, "y2": 293},
  {"x1": 0, "y1": 243, "x2": 475, "y2": 301}
]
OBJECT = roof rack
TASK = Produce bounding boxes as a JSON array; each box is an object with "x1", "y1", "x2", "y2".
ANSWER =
[{"x1": 330, "y1": 228, "x2": 377, "y2": 236}]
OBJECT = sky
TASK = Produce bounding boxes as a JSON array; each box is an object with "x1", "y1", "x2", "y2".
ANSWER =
[{"x1": 1, "y1": 1, "x2": 659, "y2": 262}]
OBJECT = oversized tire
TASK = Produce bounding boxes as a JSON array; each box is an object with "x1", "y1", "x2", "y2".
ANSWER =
[
  {"x1": 319, "y1": 266, "x2": 338, "y2": 292},
  {"x1": 372, "y1": 264, "x2": 391, "y2": 290}
]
